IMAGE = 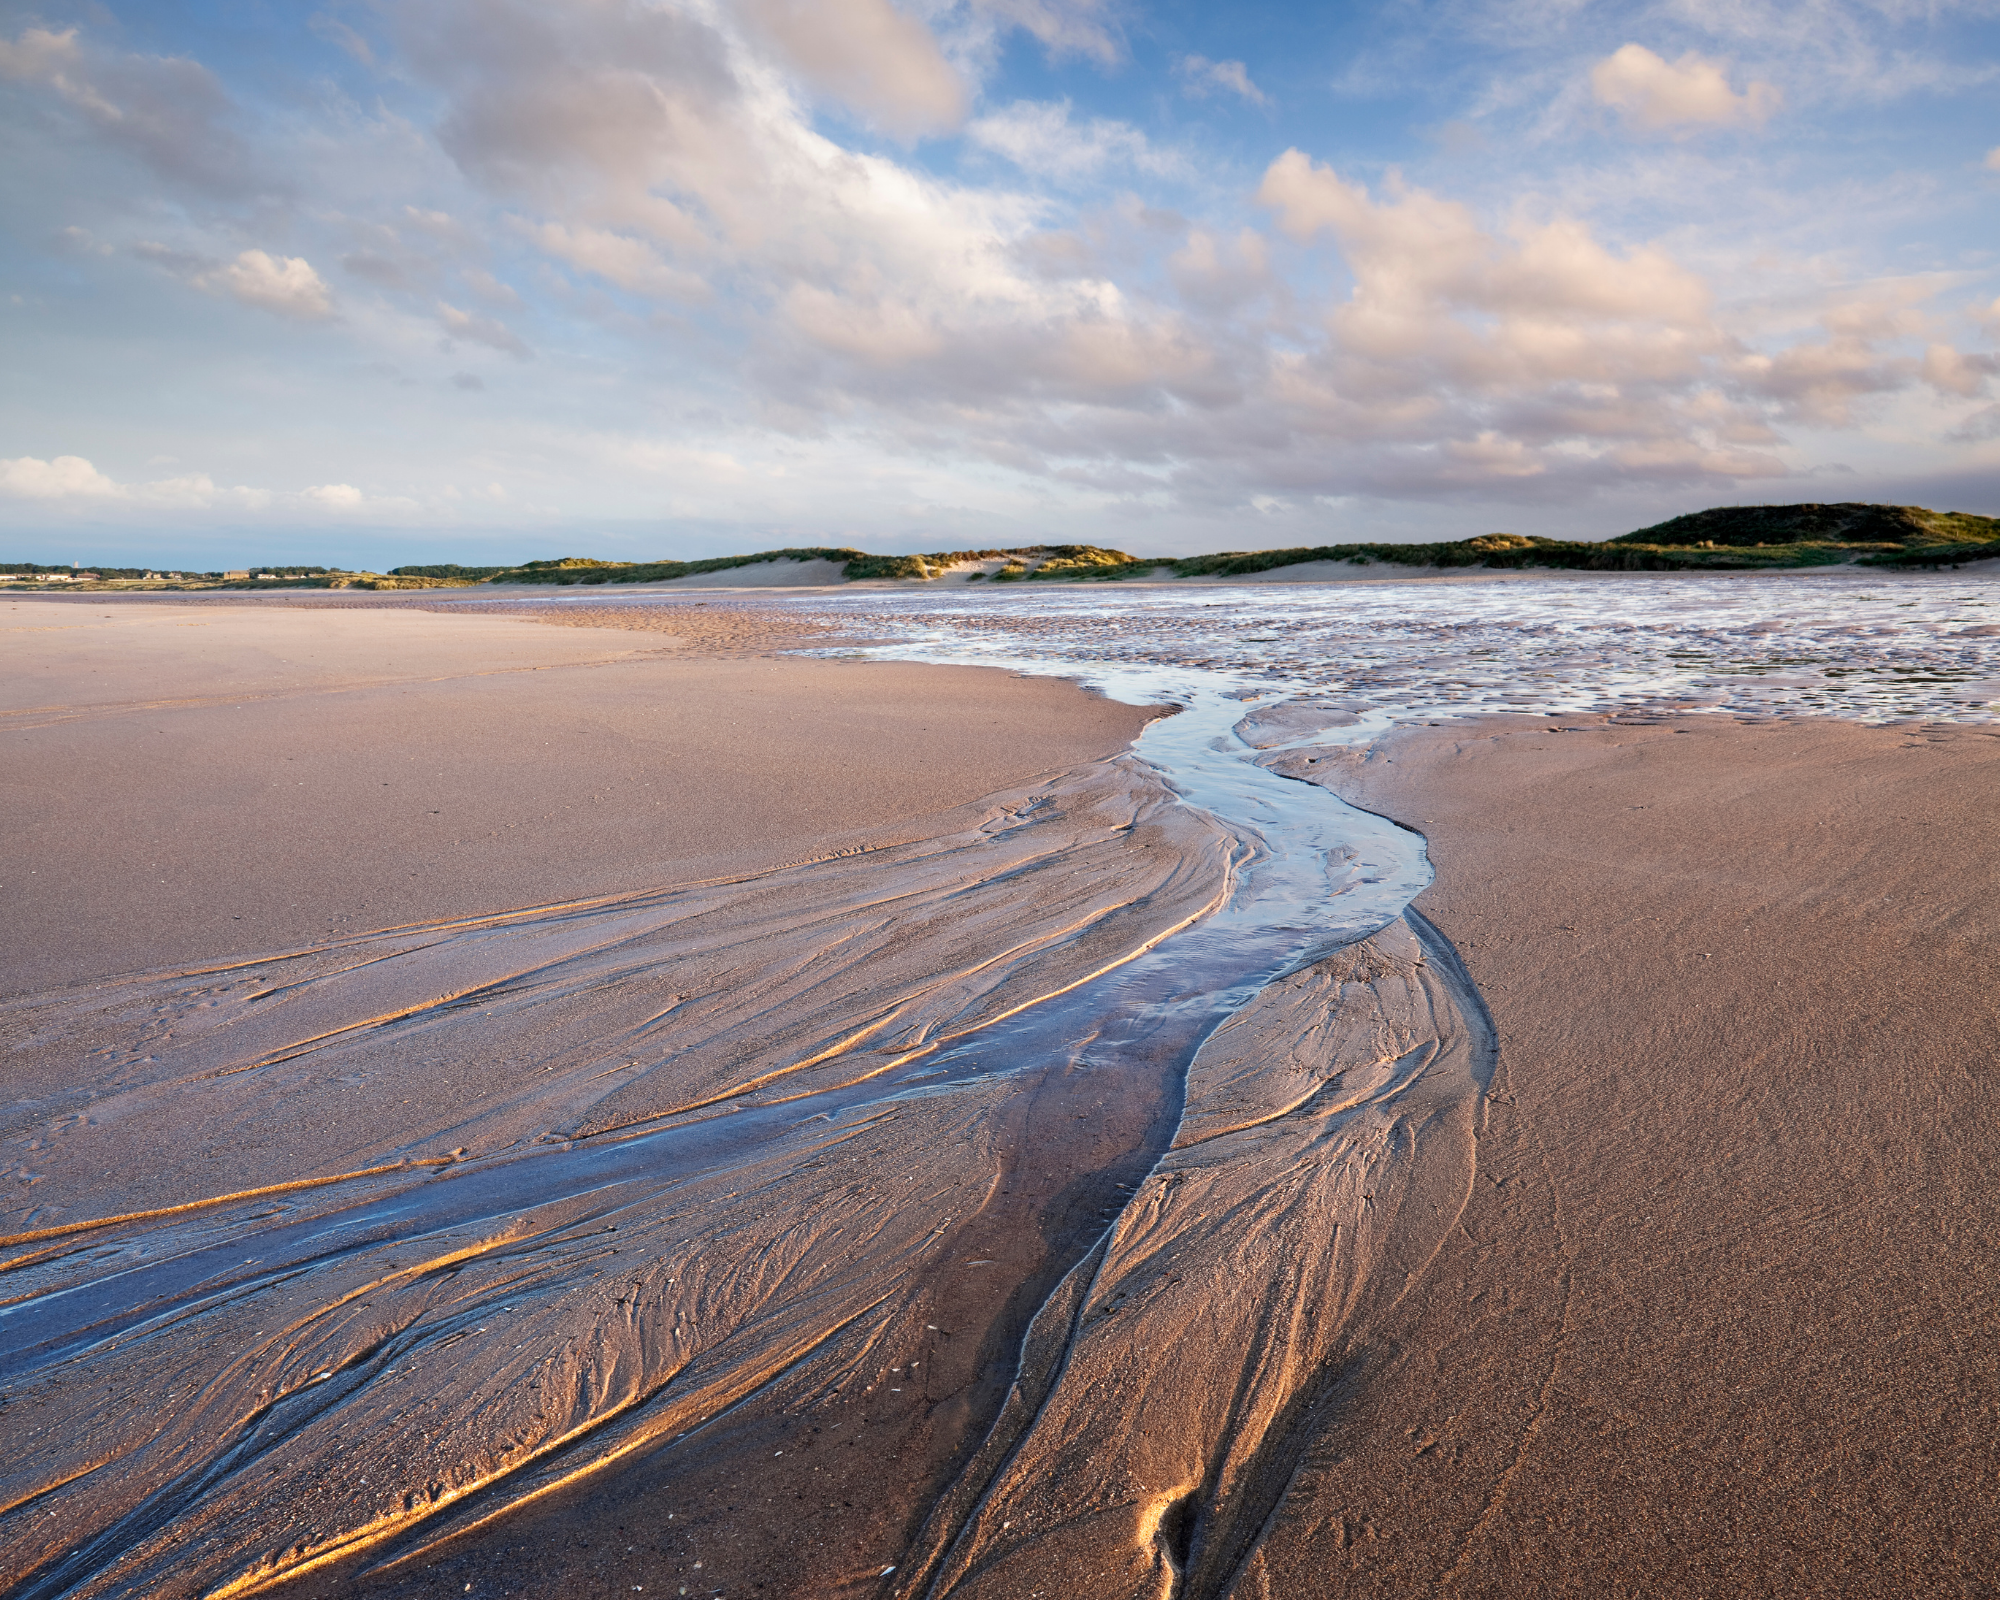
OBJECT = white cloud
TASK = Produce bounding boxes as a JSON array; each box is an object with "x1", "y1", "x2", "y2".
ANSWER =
[
  {"x1": 0, "y1": 454, "x2": 123, "y2": 498},
  {"x1": 1239, "y1": 149, "x2": 1978, "y2": 487},
  {"x1": 972, "y1": 0, "x2": 1120, "y2": 65},
  {"x1": 736, "y1": 0, "x2": 965, "y2": 138},
  {"x1": 968, "y1": 100, "x2": 1181, "y2": 180},
  {"x1": 1921, "y1": 342, "x2": 1999, "y2": 398},
  {"x1": 0, "y1": 25, "x2": 79, "y2": 82},
  {"x1": 0, "y1": 456, "x2": 252, "y2": 506},
  {"x1": 1591, "y1": 44, "x2": 1780, "y2": 133},
  {"x1": 10, "y1": 5, "x2": 1990, "y2": 536},
  {"x1": 1177, "y1": 55, "x2": 1269, "y2": 107},
  {"x1": 136, "y1": 242, "x2": 336, "y2": 319},
  {"x1": 196, "y1": 250, "x2": 335, "y2": 319},
  {"x1": 1987, "y1": 146, "x2": 2000, "y2": 173},
  {"x1": 526, "y1": 221, "x2": 708, "y2": 300}
]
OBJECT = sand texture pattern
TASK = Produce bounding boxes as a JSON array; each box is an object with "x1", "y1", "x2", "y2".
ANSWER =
[
  {"x1": 3, "y1": 601, "x2": 1208, "y2": 1597},
  {"x1": 1229, "y1": 713, "x2": 2000, "y2": 1598},
  {"x1": 8, "y1": 595, "x2": 1995, "y2": 1599}
]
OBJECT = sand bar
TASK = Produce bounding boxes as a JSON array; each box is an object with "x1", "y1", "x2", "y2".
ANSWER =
[
  {"x1": 1, "y1": 597, "x2": 1150, "y2": 995},
  {"x1": 1, "y1": 596, "x2": 1206, "y2": 1600}
]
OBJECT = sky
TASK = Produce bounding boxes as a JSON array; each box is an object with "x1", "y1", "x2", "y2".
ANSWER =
[{"x1": 2, "y1": 0, "x2": 1998, "y2": 569}]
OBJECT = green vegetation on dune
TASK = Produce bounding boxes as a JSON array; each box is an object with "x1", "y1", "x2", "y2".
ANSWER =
[
  {"x1": 5, "y1": 503, "x2": 1995, "y2": 594},
  {"x1": 1614, "y1": 502, "x2": 2000, "y2": 552},
  {"x1": 501, "y1": 547, "x2": 876, "y2": 584},
  {"x1": 1164, "y1": 503, "x2": 2000, "y2": 578},
  {"x1": 481, "y1": 544, "x2": 1132, "y2": 585}
]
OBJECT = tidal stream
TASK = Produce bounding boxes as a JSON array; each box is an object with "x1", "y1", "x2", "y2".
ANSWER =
[{"x1": 3, "y1": 570, "x2": 1994, "y2": 1598}]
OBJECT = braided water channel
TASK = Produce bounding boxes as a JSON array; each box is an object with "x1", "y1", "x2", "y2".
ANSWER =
[{"x1": 4, "y1": 570, "x2": 1994, "y2": 1597}]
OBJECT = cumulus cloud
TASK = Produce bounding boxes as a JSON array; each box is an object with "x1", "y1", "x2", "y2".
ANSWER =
[
  {"x1": 0, "y1": 24, "x2": 259, "y2": 193},
  {"x1": 1721, "y1": 289, "x2": 1971, "y2": 426},
  {"x1": 1246, "y1": 150, "x2": 1827, "y2": 486},
  {"x1": 387, "y1": 0, "x2": 1211, "y2": 424},
  {"x1": 0, "y1": 455, "x2": 257, "y2": 506},
  {"x1": 1921, "y1": 343, "x2": 1999, "y2": 398},
  {"x1": 1591, "y1": 44, "x2": 1780, "y2": 133},
  {"x1": 134, "y1": 243, "x2": 336, "y2": 319},
  {"x1": 302, "y1": 483, "x2": 363, "y2": 507},
  {"x1": 736, "y1": 0, "x2": 965, "y2": 137},
  {"x1": 0, "y1": 454, "x2": 123, "y2": 498},
  {"x1": 1176, "y1": 55, "x2": 1269, "y2": 107},
  {"x1": 400, "y1": 0, "x2": 739, "y2": 208},
  {"x1": 199, "y1": 250, "x2": 335, "y2": 319}
]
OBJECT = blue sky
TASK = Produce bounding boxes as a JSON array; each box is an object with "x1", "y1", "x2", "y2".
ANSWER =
[{"x1": 3, "y1": 0, "x2": 1998, "y2": 568}]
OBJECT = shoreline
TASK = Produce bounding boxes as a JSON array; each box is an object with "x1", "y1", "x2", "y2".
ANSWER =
[{"x1": 5, "y1": 551, "x2": 1998, "y2": 603}]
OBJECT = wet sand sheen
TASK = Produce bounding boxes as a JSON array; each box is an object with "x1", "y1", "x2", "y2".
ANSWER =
[
  {"x1": 1, "y1": 600, "x2": 1188, "y2": 1596},
  {"x1": 7, "y1": 596, "x2": 1996, "y2": 1598}
]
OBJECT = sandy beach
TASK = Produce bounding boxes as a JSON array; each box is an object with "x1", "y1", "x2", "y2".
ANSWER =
[
  {"x1": 3, "y1": 592, "x2": 1996, "y2": 1599},
  {"x1": 0, "y1": 598, "x2": 1151, "y2": 995},
  {"x1": 1269, "y1": 712, "x2": 2000, "y2": 1597}
]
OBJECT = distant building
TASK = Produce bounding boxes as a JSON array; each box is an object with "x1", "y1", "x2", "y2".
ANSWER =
[{"x1": 223, "y1": 570, "x2": 250, "y2": 580}]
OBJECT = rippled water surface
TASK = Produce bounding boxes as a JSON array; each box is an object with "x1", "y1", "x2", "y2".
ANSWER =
[{"x1": 762, "y1": 570, "x2": 2000, "y2": 726}]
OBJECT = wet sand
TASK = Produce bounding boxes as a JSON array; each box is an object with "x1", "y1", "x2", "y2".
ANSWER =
[
  {"x1": 7, "y1": 595, "x2": 1997, "y2": 1599},
  {"x1": 2, "y1": 597, "x2": 1207, "y2": 1600},
  {"x1": 1245, "y1": 713, "x2": 2000, "y2": 1597}
]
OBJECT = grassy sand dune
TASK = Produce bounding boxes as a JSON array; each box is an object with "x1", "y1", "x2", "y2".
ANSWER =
[{"x1": 8, "y1": 501, "x2": 1998, "y2": 595}]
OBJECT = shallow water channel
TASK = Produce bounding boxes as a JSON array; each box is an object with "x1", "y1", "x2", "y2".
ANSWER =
[{"x1": 4, "y1": 569, "x2": 1994, "y2": 1597}]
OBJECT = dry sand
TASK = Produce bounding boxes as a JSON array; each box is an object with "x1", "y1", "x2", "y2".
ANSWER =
[
  {"x1": 1246, "y1": 713, "x2": 2000, "y2": 1597},
  {"x1": 0, "y1": 597, "x2": 1149, "y2": 994},
  {"x1": 5, "y1": 596, "x2": 1995, "y2": 1600}
]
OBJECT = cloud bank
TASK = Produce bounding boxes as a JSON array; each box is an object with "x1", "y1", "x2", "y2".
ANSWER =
[{"x1": 2, "y1": 0, "x2": 1996, "y2": 553}]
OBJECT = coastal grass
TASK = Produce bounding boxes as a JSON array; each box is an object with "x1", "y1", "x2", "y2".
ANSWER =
[{"x1": 6, "y1": 503, "x2": 1996, "y2": 593}]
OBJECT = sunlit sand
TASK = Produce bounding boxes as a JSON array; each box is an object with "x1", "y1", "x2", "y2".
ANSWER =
[{"x1": 3, "y1": 577, "x2": 1996, "y2": 1598}]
